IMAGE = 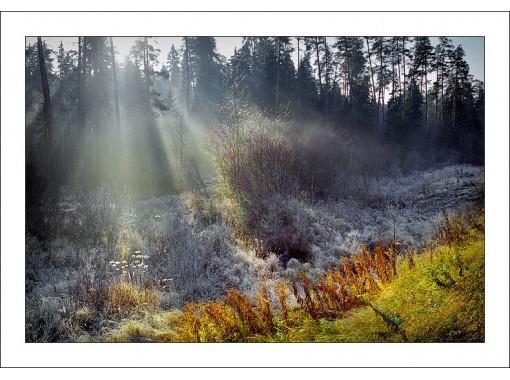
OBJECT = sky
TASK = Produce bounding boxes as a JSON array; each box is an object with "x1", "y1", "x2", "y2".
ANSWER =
[{"x1": 26, "y1": 36, "x2": 484, "y2": 81}]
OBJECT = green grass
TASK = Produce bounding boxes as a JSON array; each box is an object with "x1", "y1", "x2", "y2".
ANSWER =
[{"x1": 281, "y1": 224, "x2": 484, "y2": 342}]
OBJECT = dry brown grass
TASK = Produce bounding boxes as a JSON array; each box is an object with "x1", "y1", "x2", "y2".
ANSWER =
[
  {"x1": 168, "y1": 240, "x2": 402, "y2": 341},
  {"x1": 286, "y1": 240, "x2": 401, "y2": 320},
  {"x1": 436, "y1": 209, "x2": 482, "y2": 246},
  {"x1": 105, "y1": 281, "x2": 158, "y2": 317},
  {"x1": 276, "y1": 281, "x2": 289, "y2": 321}
]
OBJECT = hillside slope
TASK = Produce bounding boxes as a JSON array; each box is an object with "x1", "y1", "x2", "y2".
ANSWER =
[{"x1": 104, "y1": 210, "x2": 484, "y2": 343}]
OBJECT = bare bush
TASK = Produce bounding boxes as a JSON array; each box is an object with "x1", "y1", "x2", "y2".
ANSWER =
[
  {"x1": 212, "y1": 105, "x2": 298, "y2": 203},
  {"x1": 26, "y1": 295, "x2": 69, "y2": 342},
  {"x1": 147, "y1": 204, "x2": 259, "y2": 305}
]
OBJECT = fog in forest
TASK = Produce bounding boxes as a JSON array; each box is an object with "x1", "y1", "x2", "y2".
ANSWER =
[{"x1": 25, "y1": 36, "x2": 485, "y2": 343}]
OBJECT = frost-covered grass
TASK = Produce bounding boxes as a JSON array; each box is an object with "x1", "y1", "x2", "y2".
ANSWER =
[
  {"x1": 298, "y1": 164, "x2": 484, "y2": 269},
  {"x1": 284, "y1": 215, "x2": 484, "y2": 342},
  {"x1": 25, "y1": 164, "x2": 484, "y2": 342},
  {"x1": 102, "y1": 209, "x2": 484, "y2": 343},
  {"x1": 26, "y1": 189, "x2": 276, "y2": 341}
]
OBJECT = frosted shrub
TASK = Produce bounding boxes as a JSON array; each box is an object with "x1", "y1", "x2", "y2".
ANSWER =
[
  {"x1": 40, "y1": 185, "x2": 132, "y2": 251},
  {"x1": 47, "y1": 238, "x2": 81, "y2": 267},
  {"x1": 211, "y1": 105, "x2": 301, "y2": 237},
  {"x1": 198, "y1": 223, "x2": 235, "y2": 258},
  {"x1": 26, "y1": 234, "x2": 48, "y2": 286},
  {"x1": 74, "y1": 186, "x2": 129, "y2": 248},
  {"x1": 186, "y1": 193, "x2": 221, "y2": 230},
  {"x1": 149, "y1": 210, "x2": 240, "y2": 303},
  {"x1": 26, "y1": 296, "x2": 66, "y2": 342},
  {"x1": 262, "y1": 253, "x2": 282, "y2": 275}
]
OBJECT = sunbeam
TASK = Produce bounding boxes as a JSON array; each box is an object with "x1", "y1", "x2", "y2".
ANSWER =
[{"x1": 25, "y1": 35, "x2": 485, "y2": 344}]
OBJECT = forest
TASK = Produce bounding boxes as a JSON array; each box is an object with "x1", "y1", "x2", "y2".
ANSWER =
[{"x1": 25, "y1": 36, "x2": 485, "y2": 343}]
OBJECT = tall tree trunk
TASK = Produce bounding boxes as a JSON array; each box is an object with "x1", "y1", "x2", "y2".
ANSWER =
[
  {"x1": 382, "y1": 85, "x2": 385, "y2": 123},
  {"x1": 402, "y1": 38, "x2": 406, "y2": 101},
  {"x1": 396, "y1": 39, "x2": 401, "y2": 98},
  {"x1": 57, "y1": 41, "x2": 63, "y2": 109},
  {"x1": 365, "y1": 38, "x2": 377, "y2": 110},
  {"x1": 184, "y1": 37, "x2": 191, "y2": 116},
  {"x1": 440, "y1": 66, "x2": 444, "y2": 125},
  {"x1": 324, "y1": 38, "x2": 330, "y2": 112},
  {"x1": 75, "y1": 37, "x2": 85, "y2": 175},
  {"x1": 435, "y1": 64, "x2": 439, "y2": 125},
  {"x1": 78, "y1": 37, "x2": 84, "y2": 131},
  {"x1": 378, "y1": 37, "x2": 384, "y2": 123},
  {"x1": 435, "y1": 82, "x2": 438, "y2": 125},
  {"x1": 344, "y1": 41, "x2": 349, "y2": 102},
  {"x1": 338, "y1": 69, "x2": 342, "y2": 98},
  {"x1": 424, "y1": 70, "x2": 428, "y2": 126},
  {"x1": 275, "y1": 38, "x2": 280, "y2": 108},
  {"x1": 315, "y1": 37, "x2": 323, "y2": 110},
  {"x1": 453, "y1": 67, "x2": 458, "y2": 131},
  {"x1": 378, "y1": 84, "x2": 382, "y2": 122},
  {"x1": 296, "y1": 37, "x2": 300, "y2": 78},
  {"x1": 37, "y1": 37, "x2": 52, "y2": 138},
  {"x1": 391, "y1": 49, "x2": 395, "y2": 98},
  {"x1": 82, "y1": 37, "x2": 89, "y2": 132},
  {"x1": 109, "y1": 37, "x2": 121, "y2": 136},
  {"x1": 143, "y1": 37, "x2": 151, "y2": 109},
  {"x1": 347, "y1": 64, "x2": 351, "y2": 105}
]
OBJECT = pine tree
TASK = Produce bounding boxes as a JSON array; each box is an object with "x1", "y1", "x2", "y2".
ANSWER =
[
  {"x1": 166, "y1": 44, "x2": 182, "y2": 110},
  {"x1": 334, "y1": 37, "x2": 371, "y2": 124},
  {"x1": 411, "y1": 37, "x2": 434, "y2": 127},
  {"x1": 275, "y1": 37, "x2": 296, "y2": 110},
  {"x1": 37, "y1": 37, "x2": 53, "y2": 139},
  {"x1": 109, "y1": 37, "x2": 121, "y2": 135},
  {"x1": 130, "y1": 38, "x2": 168, "y2": 113},
  {"x1": 229, "y1": 40, "x2": 254, "y2": 104},
  {"x1": 56, "y1": 42, "x2": 70, "y2": 78},
  {"x1": 304, "y1": 37, "x2": 324, "y2": 111},
  {"x1": 372, "y1": 37, "x2": 391, "y2": 124},
  {"x1": 192, "y1": 37, "x2": 226, "y2": 114},
  {"x1": 443, "y1": 45, "x2": 473, "y2": 147},
  {"x1": 364, "y1": 37, "x2": 378, "y2": 107},
  {"x1": 400, "y1": 37, "x2": 412, "y2": 102},
  {"x1": 26, "y1": 42, "x2": 55, "y2": 113},
  {"x1": 296, "y1": 49, "x2": 319, "y2": 111},
  {"x1": 471, "y1": 79, "x2": 484, "y2": 163},
  {"x1": 182, "y1": 37, "x2": 193, "y2": 116},
  {"x1": 334, "y1": 38, "x2": 366, "y2": 106},
  {"x1": 78, "y1": 37, "x2": 85, "y2": 131},
  {"x1": 433, "y1": 37, "x2": 454, "y2": 126}
]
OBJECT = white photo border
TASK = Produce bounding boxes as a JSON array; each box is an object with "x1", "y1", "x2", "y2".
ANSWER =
[{"x1": 1, "y1": 11, "x2": 508, "y2": 367}]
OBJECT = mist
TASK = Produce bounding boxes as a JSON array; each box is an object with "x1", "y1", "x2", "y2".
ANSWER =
[{"x1": 25, "y1": 36, "x2": 485, "y2": 343}]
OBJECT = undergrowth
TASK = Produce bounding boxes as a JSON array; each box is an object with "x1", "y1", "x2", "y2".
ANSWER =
[{"x1": 103, "y1": 209, "x2": 484, "y2": 342}]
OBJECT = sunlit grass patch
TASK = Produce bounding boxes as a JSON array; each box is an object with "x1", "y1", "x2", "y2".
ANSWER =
[
  {"x1": 100, "y1": 210, "x2": 484, "y2": 343},
  {"x1": 290, "y1": 215, "x2": 484, "y2": 342},
  {"x1": 105, "y1": 281, "x2": 159, "y2": 317},
  {"x1": 104, "y1": 311, "x2": 180, "y2": 342}
]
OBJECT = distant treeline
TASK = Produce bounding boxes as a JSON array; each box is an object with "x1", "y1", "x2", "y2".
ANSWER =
[{"x1": 25, "y1": 36, "x2": 484, "y2": 193}]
